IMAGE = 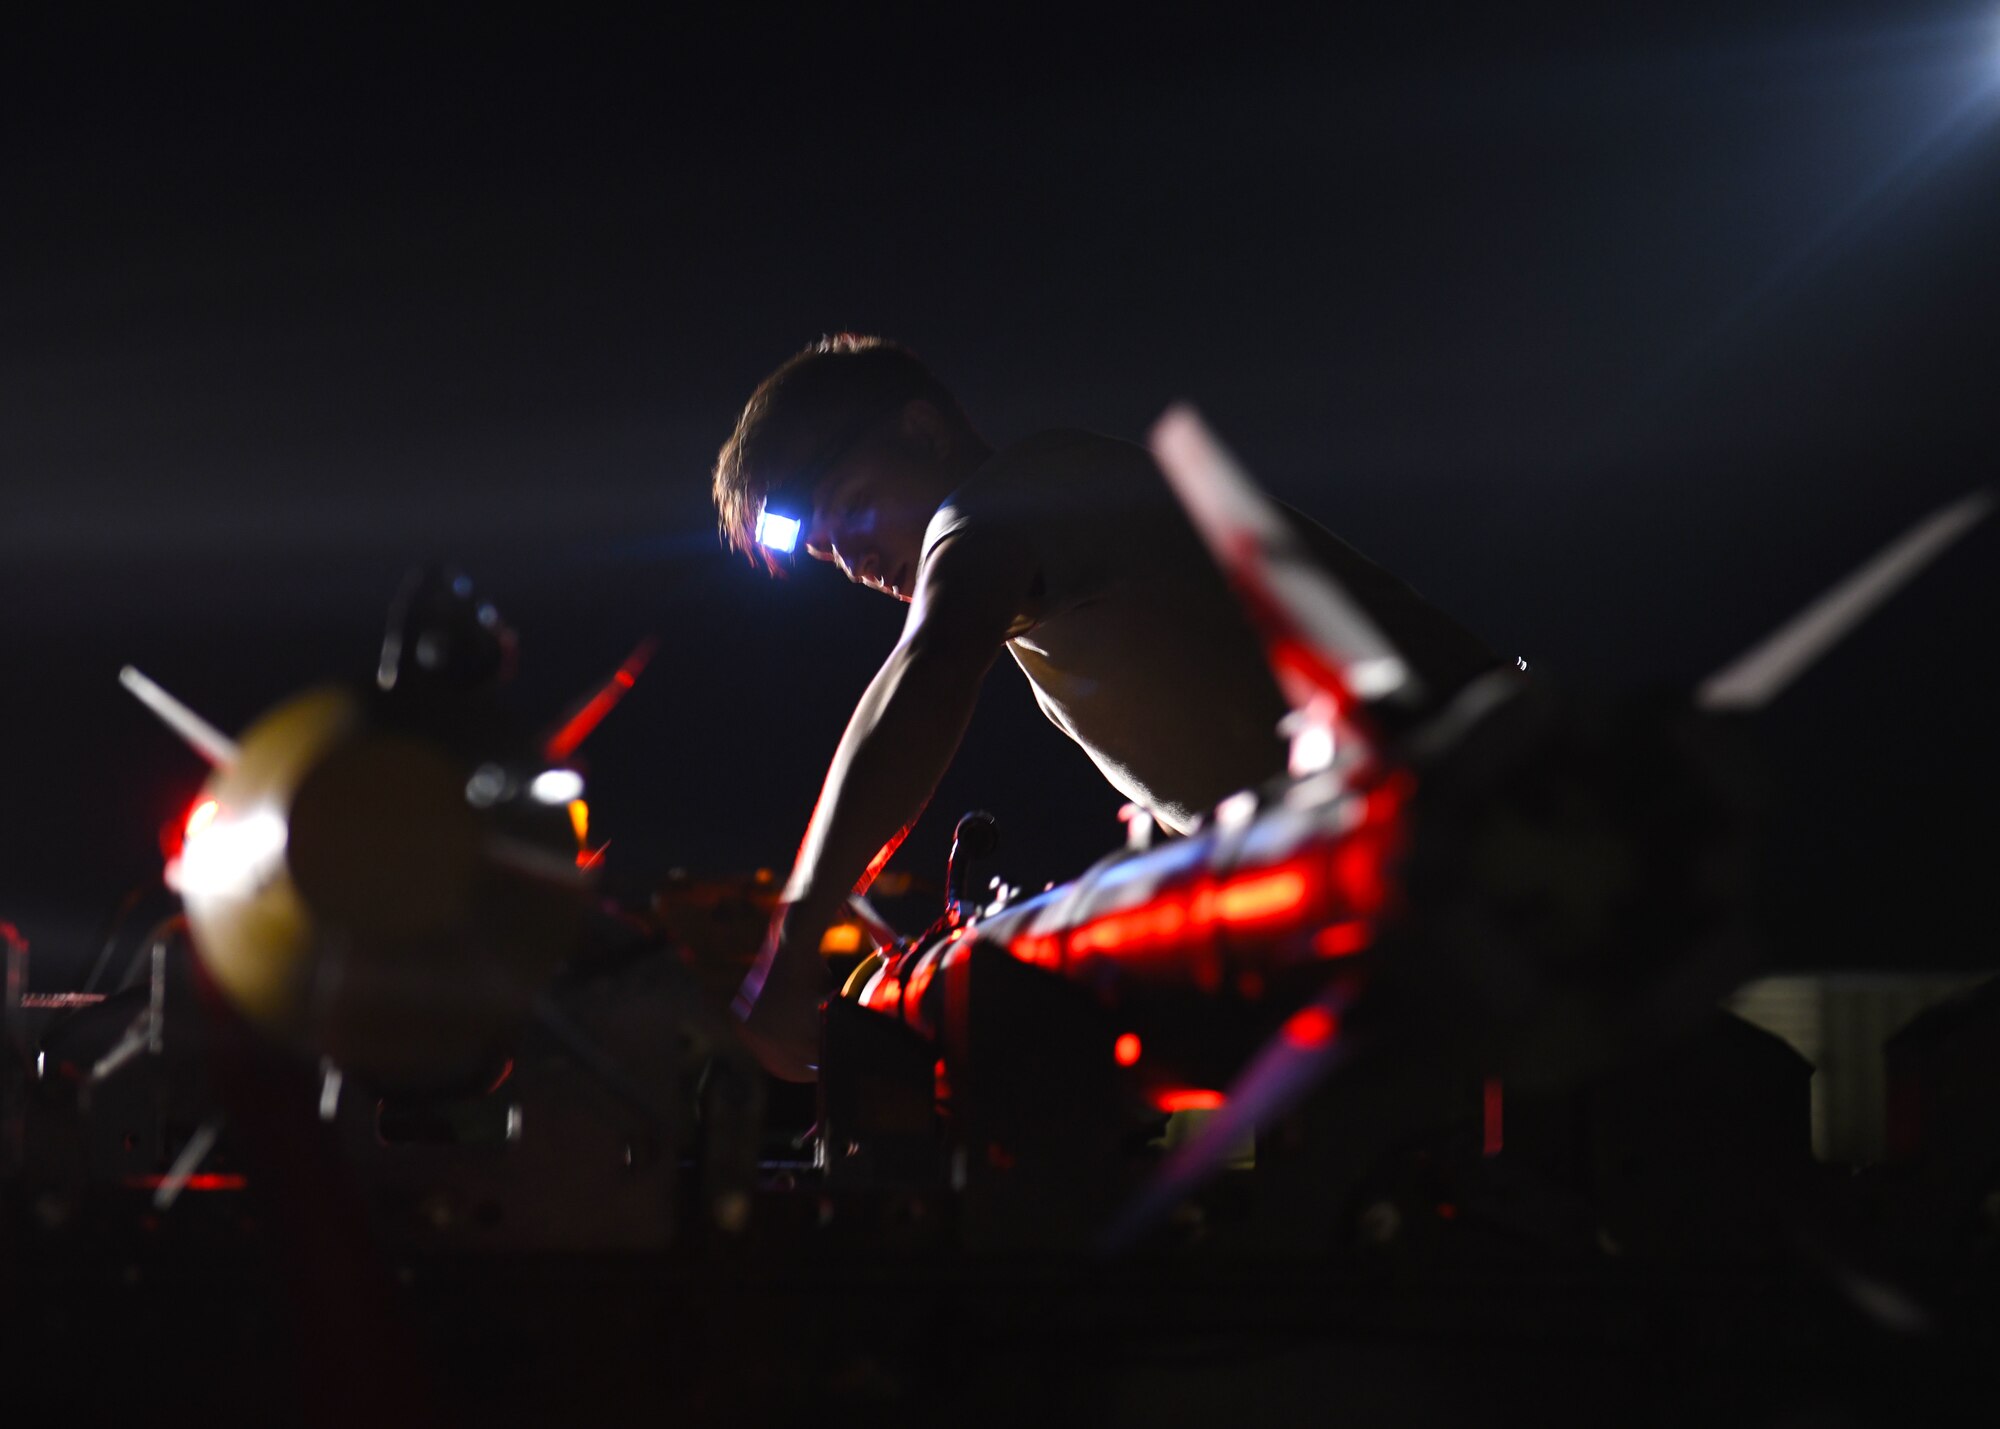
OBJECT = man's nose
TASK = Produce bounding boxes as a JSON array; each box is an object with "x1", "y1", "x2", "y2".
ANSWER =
[
  {"x1": 803, "y1": 516, "x2": 843, "y2": 564},
  {"x1": 804, "y1": 526, "x2": 871, "y2": 581}
]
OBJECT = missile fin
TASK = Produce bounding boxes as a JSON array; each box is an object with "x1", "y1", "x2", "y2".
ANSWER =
[
  {"x1": 1149, "y1": 405, "x2": 1417, "y2": 721},
  {"x1": 1697, "y1": 490, "x2": 1992, "y2": 712},
  {"x1": 118, "y1": 666, "x2": 238, "y2": 767}
]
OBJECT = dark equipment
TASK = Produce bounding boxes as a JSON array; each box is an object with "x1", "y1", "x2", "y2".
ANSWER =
[{"x1": 2, "y1": 418, "x2": 1994, "y2": 1426}]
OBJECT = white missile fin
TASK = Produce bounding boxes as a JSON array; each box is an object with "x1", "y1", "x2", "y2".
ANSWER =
[
  {"x1": 1697, "y1": 490, "x2": 1993, "y2": 712},
  {"x1": 118, "y1": 666, "x2": 239, "y2": 767},
  {"x1": 1149, "y1": 405, "x2": 1416, "y2": 711}
]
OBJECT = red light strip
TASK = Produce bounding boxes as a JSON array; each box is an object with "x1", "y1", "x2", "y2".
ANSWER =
[
  {"x1": 1070, "y1": 899, "x2": 1188, "y2": 956},
  {"x1": 1482, "y1": 1076, "x2": 1504, "y2": 1158},
  {"x1": 1007, "y1": 771, "x2": 1413, "y2": 977},
  {"x1": 852, "y1": 820, "x2": 912, "y2": 898},
  {"x1": 1154, "y1": 1089, "x2": 1226, "y2": 1113},
  {"x1": 544, "y1": 637, "x2": 658, "y2": 761},
  {"x1": 123, "y1": 1174, "x2": 247, "y2": 1192},
  {"x1": 1013, "y1": 861, "x2": 1314, "y2": 968},
  {"x1": 904, "y1": 955, "x2": 938, "y2": 1010}
]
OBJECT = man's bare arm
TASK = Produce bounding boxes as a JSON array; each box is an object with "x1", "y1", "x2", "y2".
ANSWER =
[{"x1": 735, "y1": 529, "x2": 1036, "y2": 1080}]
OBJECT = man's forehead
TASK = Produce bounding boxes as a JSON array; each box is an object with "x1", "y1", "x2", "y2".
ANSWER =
[
  {"x1": 760, "y1": 398, "x2": 905, "y2": 512},
  {"x1": 760, "y1": 457, "x2": 844, "y2": 520}
]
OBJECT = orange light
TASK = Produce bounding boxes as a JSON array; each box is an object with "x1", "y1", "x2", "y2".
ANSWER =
[
  {"x1": 1155, "y1": 1089, "x2": 1226, "y2": 1113},
  {"x1": 1113, "y1": 1032, "x2": 1142, "y2": 1067},
  {"x1": 1214, "y1": 868, "x2": 1306, "y2": 923},
  {"x1": 1314, "y1": 920, "x2": 1372, "y2": 957},
  {"x1": 818, "y1": 923, "x2": 863, "y2": 954},
  {"x1": 1282, "y1": 1004, "x2": 1339, "y2": 1049},
  {"x1": 185, "y1": 798, "x2": 220, "y2": 841},
  {"x1": 905, "y1": 957, "x2": 937, "y2": 1008},
  {"x1": 568, "y1": 799, "x2": 589, "y2": 844}
]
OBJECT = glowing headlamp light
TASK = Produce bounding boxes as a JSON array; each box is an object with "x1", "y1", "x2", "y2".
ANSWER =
[{"x1": 755, "y1": 507, "x2": 802, "y2": 555}]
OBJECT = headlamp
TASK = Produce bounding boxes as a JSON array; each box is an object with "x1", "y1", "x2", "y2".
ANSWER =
[
  {"x1": 754, "y1": 506, "x2": 803, "y2": 556},
  {"x1": 750, "y1": 394, "x2": 911, "y2": 563}
]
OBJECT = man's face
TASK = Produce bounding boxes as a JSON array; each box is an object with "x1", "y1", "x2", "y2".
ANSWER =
[{"x1": 787, "y1": 418, "x2": 949, "y2": 603}]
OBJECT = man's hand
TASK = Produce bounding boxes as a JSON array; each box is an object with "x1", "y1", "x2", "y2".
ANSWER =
[
  {"x1": 733, "y1": 899, "x2": 836, "y2": 1082},
  {"x1": 737, "y1": 528, "x2": 1035, "y2": 1081}
]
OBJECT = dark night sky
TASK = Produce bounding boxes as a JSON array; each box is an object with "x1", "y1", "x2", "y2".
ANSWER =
[{"x1": 3, "y1": 4, "x2": 1996, "y2": 976}]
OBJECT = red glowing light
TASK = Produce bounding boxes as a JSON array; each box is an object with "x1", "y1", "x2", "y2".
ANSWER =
[
  {"x1": 1070, "y1": 900, "x2": 1187, "y2": 955},
  {"x1": 1154, "y1": 1089, "x2": 1226, "y2": 1113},
  {"x1": 1330, "y1": 837, "x2": 1389, "y2": 915},
  {"x1": 875, "y1": 978, "x2": 902, "y2": 1012},
  {"x1": 1314, "y1": 920, "x2": 1372, "y2": 958},
  {"x1": 1482, "y1": 1076, "x2": 1504, "y2": 1158},
  {"x1": 1010, "y1": 856, "x2": 1334, "y2": 973},
  {"x1": 1327, "y1": 773, "x2": 1413, "y2": 919},
  {"x1": 905, "y1": 957, "x2": 937, "y2": 1009},
  {"x1": 1282, "y1": 1004, "x2": 1339, "y2": 1049},
  {"x1": 544, "y1": 637, "x2": 658, "y2": 761},
  {"x1": 1436, "y1": 1202, "x2": 1459, "y2": 1221},
  {"x1": 1113, "y1": 1032, "x2": 1142, "y2": 1067},
  {"x1": 1011, "y1": 933, "x2": 1062, "y2": 968},
  {"x1": 853, "y1": 820, "x2": 912, "y2": 898},
  {"x1": 1367, "y1": 770, "x2": 1416, "y2": 820},
  {"x1": 123, "y1": 1174, "x2": 247, "y2": 1192}
]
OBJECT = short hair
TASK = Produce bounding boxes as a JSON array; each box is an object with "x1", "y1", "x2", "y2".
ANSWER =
[{"x1": 712, "y1": 334, "x2": 970, "y2": 572}]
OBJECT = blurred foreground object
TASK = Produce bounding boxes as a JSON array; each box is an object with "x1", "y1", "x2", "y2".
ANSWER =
[
  {"x1": 127, "y1": 568, "x2": 585, "y2": 1085},
  {"x1": 821, "y1": 408, "x2": 1990, "y2": 1253}
]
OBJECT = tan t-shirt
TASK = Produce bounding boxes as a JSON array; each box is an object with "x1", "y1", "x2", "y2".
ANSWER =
[{"x1": 921, "y1": 430, "x2": 1495, "y2": 834}]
